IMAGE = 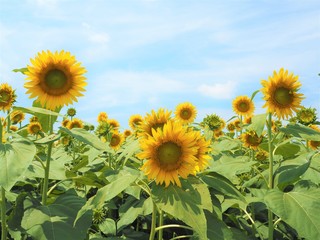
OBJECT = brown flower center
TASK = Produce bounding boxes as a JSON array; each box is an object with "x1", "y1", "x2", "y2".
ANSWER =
[
  {"x1": 0, "y1": 91, "x2": 10, "y2": 102},
  {"x1": 42, "y1": 69, "x2": 71, "y2": 95},
  {"x1": 180, "y1": 109, "x2": 192, "y2": 120},
  {"x1": 110, "y1": 135, "x2": 120, "y2": 146},
  {"x1": 274, "y1": 87, "x2": 293, "y2": 106},
  {"x1": 238, "y1": 102, "x2": 249, "y2": 112},
  {"x1": 157, "y1": 141, "x2": 182, "y2": 166}
]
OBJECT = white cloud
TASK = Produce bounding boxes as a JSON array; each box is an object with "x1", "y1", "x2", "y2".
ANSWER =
[
  {"x1": 89, "y1": 33, "x2": 110, "y2": 44},
  {"x1": 197, "y1": 81, "x2": 236, "y2": 99}
]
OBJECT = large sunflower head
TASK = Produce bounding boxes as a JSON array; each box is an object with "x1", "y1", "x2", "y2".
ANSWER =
[
  {"x1": 232, "y1": 95, "x2": 255, "y2": 116},
  {"x1": 25, "y1": 50, "x2": 87, "y2": 110},
  {"x1": 261, "y1": 68, "x2": 304, "y2": 119},
  {"x1": 174, "y1": 102, "x2": 197, "y2": 124},
  {"x1": 137, "y1": 120, "x2": 199, "y2": 187},
  {"x1": 0, "y1": 83, "x2": 16, "y2": 111},
  {"x1": 27, "y1": 122, "x2": 42, "y2": 135},
  {"x1": 297, "y1": 107, "x2": 317, "y2": 126},
  {"x1": 129, "y1": 114, "x2": 143, "y2": 130},
  {"x1": 109, "y1": 131, "x2": 124, "y2": 150},
  {"x1": 139, "y1": 108, "x2": 172, "y2": 137},
  {"x1": 97, "y1": 112, "x2": 108, "y2": 123},
  {"x1": 10, "y1": 110, "x2": 25, "y2": 124},
  {"x1": 241, "y1": 130, "x2": 263, "y2": 150}
]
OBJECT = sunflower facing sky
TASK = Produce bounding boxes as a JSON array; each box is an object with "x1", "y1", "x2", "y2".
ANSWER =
[
  {"x1": 109, "y1": 131, "x2": 124, "y2": 150},
  {"x1": 232, "y1": 95, "x2": 254, "y2": 117},
  {"x1": 137, "y1": 120, "x2": 200, "y2": 187},
  {"x1": 0, "y1": 83, "x2": 16, "y2": 111},
  {"x1": 129, "y1": 114, "x2": 143, "y2": 130},
  {"x1": 261, "y1": 68, "x2": 304, "y2": 119},
  {"x1": 241, "y1": 130, "x2": 263, "y2": 150},
  {"x1": 24, "y1": 50, "x2": 87, "y2": 110},
  {"x1": 174, "y1": 102, "x2": 197, "y2": 124}
]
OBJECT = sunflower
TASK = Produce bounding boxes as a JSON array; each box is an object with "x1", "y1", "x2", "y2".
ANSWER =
[
  {"x1": 174, "y1": 102, "x2": 197, "y2": 124},
  {"x1": 61, "y1": 118, "x2": 70, "y2": 127},
  {"x1": 123, "y1": 129, "x2": 132, "y2": 138},
  {"x1": 27, "y1": 122, "x2": 42, "y2": 135},
  {"x1": 232, "y1": 96, "x2": 254, "y2": 116},
  {"x1": 10, "y1": 125, "x2": 18, "y2": 132},
  {"x1": 107, "y1": 119, "x2": 120, "y2": 129},
  {"x1": 67, "y1": 107, "x2": 77, "y2": 117},
  {"x1": 109, "y1": 131, "x2": 124, "y2": 150},
  {"x1": 201, "y1": 114, "x2": 224, "y2": 131},
  {"x1": 137, "y1": 120, "x2": 199, "y2": 187},
  {"x1": 0, "y1": 83, "x2": 16, "y2": 111},
  {"x1": 233, "y1": 119, "x2": 242, "y2": 131},
  {"x1": 30, "y1": 116, "x2": 39, "y2": 122},
  {"x1": 24, "y1": 50, "x2": 87, "y2": 110},
  {"x1": 10, "y1": 110, "x2": 25, "y2": 124},
  {"x1": 297, "y1": 107, "x2": 317, "y2": 125},
  {"x1": 255, "y1": 149, "x2": 268, "y2": 162},
  {"x1": 241, "y1": 130, "x2": 262, "y2": 150},
  {"x1": 97, "y1": 112, "x2": 108, "y2": 123},
  {"x1": 139, "y1": 108, "x2": 172, "y2": 137},
  {"x1": 67, "y1": 118, "x2": 83, "y2": 129},
  {"x1": 261, "y1": 68, "x2": 304, "y2": 119},
  {"x1": 308, "y1": 125, "x2": 320, "y2": 150},
  {"x1": 227, "y1": 122, "x2": 236, "y2": 132},
  {"x1": 129, "y1": 114, "x2": 143, "y2": 130},
  {"x1": 244, "y1": 116, "x2": 252, "y2": 125}
]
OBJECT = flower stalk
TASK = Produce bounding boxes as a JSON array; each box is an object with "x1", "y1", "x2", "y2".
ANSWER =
[
  {"x1": 267, "y1": 113, "x2": 274, "y2": 240},
  {"x1": 0, "y1": 121, "x2": 7, "y2": 240}
]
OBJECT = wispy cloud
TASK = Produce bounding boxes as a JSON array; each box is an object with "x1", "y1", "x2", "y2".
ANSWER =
[{"x1": 197, "y1": 81, "x2": 236, "y2": 100}]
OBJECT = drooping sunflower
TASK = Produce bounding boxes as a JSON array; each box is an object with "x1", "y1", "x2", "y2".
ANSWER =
[
  {"x1": 61, "y1": 118, "x2": 70, "y2": 128},
  {"x1": 109, "y1": 131, "x2": 124, "y2": 150},
  {"x1": 0, "y1": 83, "x2": 16, "y2": 111},
  {"x1": 107, "y1": 119, "x2": 120, "y2": 129},
  {"x1": 261, "y1": 68, "x2": 304, "y2": 119},
  {"x1": 10, "y1": 110, "x2": 25, "y2": 124},
  {"x1": 232, "y1": 96, "x2": 255, "y2": 117},
  {"x1": 241, "y1": 130, "x2": 263, "y2": 150},
  {"x1": 129, "y1": 114, "x2": 143, "y2": 130},
  {"x1": 139, "y1": 108, "x2": 172, "y2": 137},
  {"x1": 27, "y1": 122, "x2": 42, "y2": 135},
  {"x1": 97, "y1": 112, "x2": 108, "y2": 123},
  {"x1": 137, "y1": 120, "x2": 199, "y2": 187},
  {"x1": 233, "y1": 119, "x2": 241, "y2": 131},
  {"x1": 25, "y1": 50, "x2": 87, "y2": 110},
  {"x1": 174, "y1": 102, "x2": 197, "y2": 124},
  {"x1": 67, "y1": 118, "x2": 83, "y2": 129}
]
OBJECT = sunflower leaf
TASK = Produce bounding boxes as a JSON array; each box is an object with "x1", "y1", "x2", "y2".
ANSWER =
[
  {"x1": 250, "y1": 90, "x2": 260, "y2": 101},
  {"x1": 12, "y1": 67, "x2": 28, "y2": 74}
]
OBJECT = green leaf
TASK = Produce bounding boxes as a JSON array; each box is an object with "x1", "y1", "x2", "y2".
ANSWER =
[
  {"x1": 12, "y1": 67, "x2": 28, "y2": 74},
  {"x1": 74, "y1": 169, "x2": 139, "y2": 225},
  {"x1": 152, "y1": 181, "x2": 207, "y2": 240},
  {"x1": 117, "y1": 196, "x2": 152, "y2": 231},
  {"x1": 201, "y1": 172, "x2": 245, "y2": 201},
  {"x1": 212, "y1": 138, "x2": 241, "y2": 153},
  {"x1": 246, "y1": 113, "x2": 267, "y2": 136},
  {"x1": 34, "y1": 133, "x2": 61, "y2": 144},
  {"x1": 21, "y1": 191, "x2": 92, "y2": 240},
  {"x1": 99, "y1": 218, "x2": 116, "y2": 236},
  {"x1": 60, "y1": 127, "x2": 106, "y2": 151},
  {"x1": 0, "y1": 138, "x2": 36, "y2": 191},
  {"x1": 274, "y1": 142, "x2": 300, "y2": 158},
  {"x1": 264, "y1": 182, "x2": 320, "y2": 239},
  {"x1": 250, "y1": 90, "x2": 260, "y2": 101},
  {"x1": 279, "y1": 123, "x2": 320, "y2": 141}
]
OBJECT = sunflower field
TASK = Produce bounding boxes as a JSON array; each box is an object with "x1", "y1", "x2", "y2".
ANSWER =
[{"x1": 0, "y1": 50, "x2": 320, "y2": 240}]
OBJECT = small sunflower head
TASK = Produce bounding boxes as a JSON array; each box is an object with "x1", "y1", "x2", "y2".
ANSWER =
[
  {"x1": 97, "y1": 112, "x2": 108, "y2": 123},
  {"x1": 233, "y1": 119, "x2": 242, "y2": 130},
  {"x1": 27, "y1": 122, "x2": 42, "y2": 135},
  {"x1": 109, "y1": 131, "x2": 124, "y2": 150},
  {"x1": 297, "y1": 107, "x2": 317, "y2": 126},
  {"x1": 92, "y1": 208, "x2": 107, "y2": 224},
  {"x1": 10, "y1": 125, "x2": 18, "y2": 132},
  {"x1": 67, "y1": 107, "x2": 77, "y2": 117},
  {"x1": 30, "y1": 116, "x2": 39, "y2": 122},
  {"x1": 244, "y1": 116, "x2": 252, "y2": 125},
  {"x1": 255, "y1": 149, "x2": 269, "y2": 162},
  {"x1": 95, "y1": 121, "x2": 112, "y2": 138},
  {"x1": 67, "y1": 118, "x2": 83, "y2": 129},
  {"x1": 308, "y1": 125, "x2": 320, "y2": 150},
  {"x1": 129, "y1": 114, "x2": 143, "y2": 130},
  {"x1": 123, "y1": 129, "x2": 132, "y2": 138},
  {"x1": 60, "y1": 136, "x2": 71, "y2": 146},
  {"x1": 10, "y1": 110, "x2": 25, "y2": 124},
  {"x1": 241, "y1": 130, "x2": 263, "y2": 149},
  {"x1": 89, "y1": 125, "x2": 95, "y2": 131},
  {"x1": 232, "y1": 96, "x2": 255, "y2": 116},
  {"x1": 201, "y1": 114, "x2": 224, "y2": 131},
  {"x1": 107, "y1": 119, "x2": 120, "y2": 130},
  {"x1": 227, "y1": 122, "x2": 236, "y2": 132},
  {"x1": 61, "y1": 118, "x2": 70, "y2": 128},
  {"x1": 0, "y1": 83, "x2": 17, "y2": 111},
  {"x1": 174, "y1": 102, "x2": 197, "y2": 124}
]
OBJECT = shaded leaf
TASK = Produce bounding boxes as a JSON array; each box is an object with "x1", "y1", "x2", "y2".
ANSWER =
[{"x1": 279, "y1": 123, "x2": 320, "y2": 141}]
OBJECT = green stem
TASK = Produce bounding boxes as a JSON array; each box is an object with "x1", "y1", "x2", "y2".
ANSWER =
[
  {"x1": 1, "y1": 187, "x2": 6, "y2": 240},
  {"x1": 42, "y1": 115, "x2": 54, "y2": 205},
  {"x1": 149, "y1": 202, "x2": 158, "y2": 240},
  {"x1": 0, "y1": 121, "x2": 7, "y2": 240},
  {"x1": 158, "y1": 210, "x2": 164, "y2": 240},
  {"x1": 155, "y1": 224, "x2": 193, "y2": 232},
  {"x1": 267, "y1": 113, "x2": 274, "y2": 240},
  {"x1": 169, "y1": 235, "x2": 193, "y2": 240}
]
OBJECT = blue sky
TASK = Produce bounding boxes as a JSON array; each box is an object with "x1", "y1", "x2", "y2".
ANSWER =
[{"x1": 0, "y1": 0, "x2": 319, "y2": 129}]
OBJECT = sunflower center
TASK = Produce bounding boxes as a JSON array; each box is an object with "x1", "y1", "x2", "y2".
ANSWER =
[
  {"x1": 247, "y1": 134, "x2": 261, "y2": 146},
  {"x1": 45, "y1": 69, "x2": 68, "y2": 90},
  {"x1": 31, "y1": 125, "x2": 41, "y2": 134},
  {"x1": 274, "y1": 87, "x2": 293, "y2": 106},
  {"x1": 180, "y1": 109, "x2": 192, "y2": 120},
  {"x1": 110, "y1": 135, "x2": 120, "y2": 146},
  {"x1": 157, "y1": 141, "x2": 182, "y2": 165},
  {"x1": 0, "y1": 91, "x2": 10, "y2": 102},
  {"x1": 238, "y1": 102, "x2": 249, "y2": 112}
]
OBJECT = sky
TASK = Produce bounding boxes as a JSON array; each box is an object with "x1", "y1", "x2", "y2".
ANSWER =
[{"x1": 0, "y1": 0, "x2": 319, "y2": 130}]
